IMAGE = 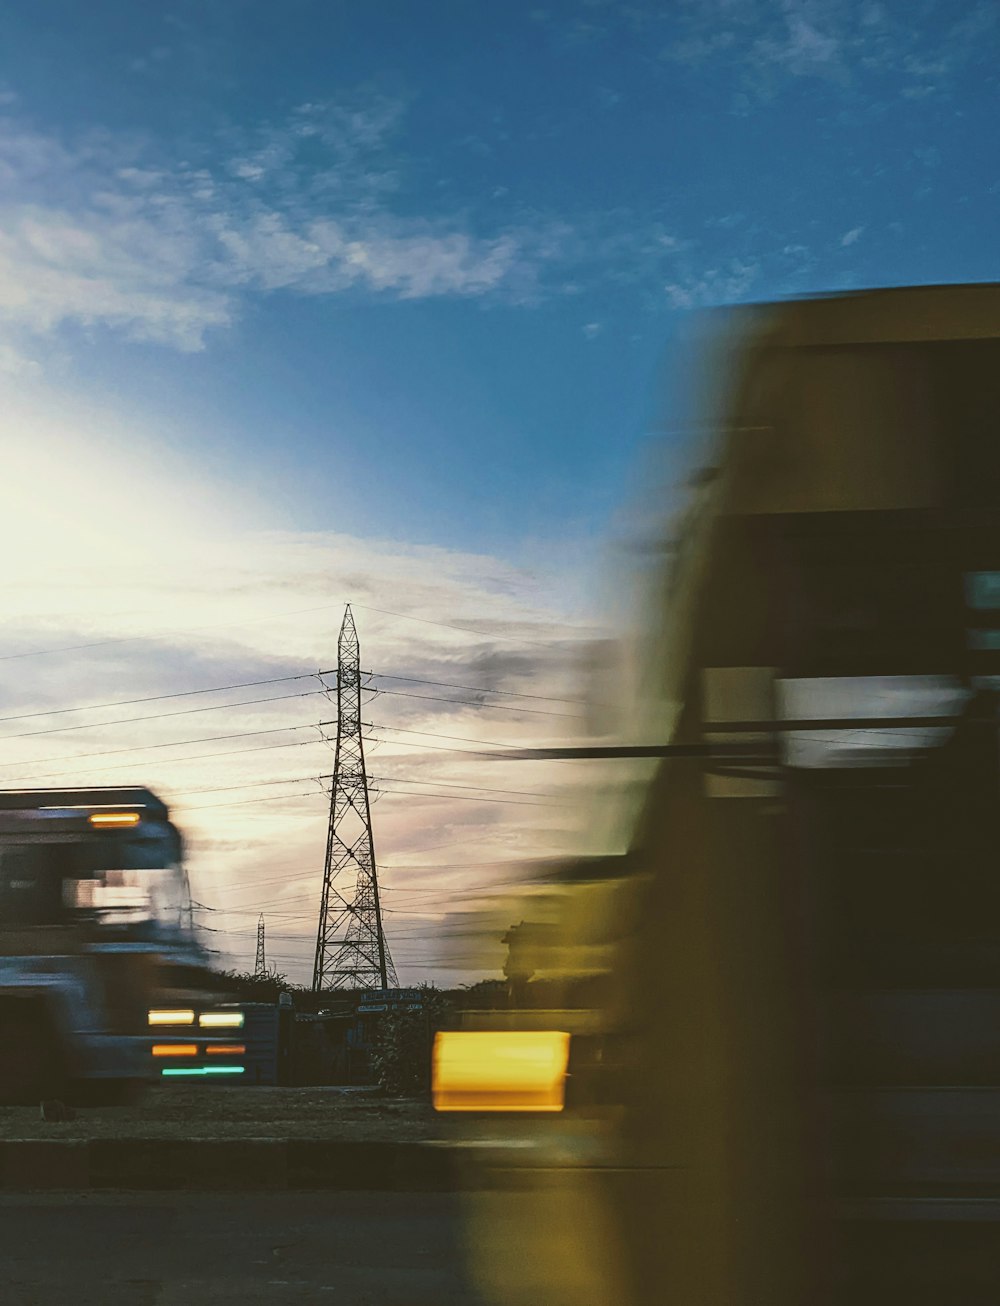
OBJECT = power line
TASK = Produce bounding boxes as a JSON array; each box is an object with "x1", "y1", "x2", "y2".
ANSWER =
[
  {"x1": 366, "y1": 672, "x2": 589, "y2": 708},
  {"x1": 256, "y1": 951, "x2": 473, "y2": 971},
  {"x1": 194, "y1": 905, "x2": 316, "y2": 919},
  {"x1": 176, "y1": 773, "x2": 327, "y2": 798},
  {"x1": 14, "y1": 737, "x2": 326, "y2": 786},
  {"x1": 1, "y1": 721, "x2": 324, "y2": 774},
  {"x1": 193, "y1": 860, "x2": 518, "y2": 907},
  {"x1": 365, "y1": 731, "x2": 580, "y2": 763},
  {"x1": 198, "y1": 877, "x2": 316, "y2": 899},
  {"x1": 381, "y1": 906, "x2": 485, "y2": 917},
  {"x1": 355, "y1": 686, "x2": 582, "y2": 720},
  {"x1": 364, "y1": 723, "x2": 519, "y2": 748},
  {"x1": 209, "y1": 875, "x2": 295, "y2": 909},
  {"x1": 365, "y1": 734, "x2": 498, "y2": 761},
  {"x1": 0, "y1": 672, "x2": 325, "y2": 727},
  {"x1": 157, "y1": 763, "x2": 571, "y2": 811},
  {"x1": 200, "y1": 899, "x2": 506, "y2": 923},
  {"x1": 380, "y1": 863, "x2": 526, "y2": 872},
  {"x1": 226, "y1": 927, "x2": 437, "y2": 942},
  {"x1": 371, "y1": 783, "x2": 563, "y2": 809},
  {"x1": 176, "y1": 790, "x2": 323, "y2": 814},
  {"x1": 381, "y1": 887, "x2": 521, "y2": 905},
  {"x1": 0, "y1": 688, "x2": 326, "y2": 743},
  {"x1": 196, "y1": 861, "x2": 516, "y2": 906},
  {"x1": 370, "y1": 772, "x2": 558, "y2": 801}
]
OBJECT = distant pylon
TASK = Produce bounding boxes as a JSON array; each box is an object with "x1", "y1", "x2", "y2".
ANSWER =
[
  {"x1": 254, "y1": 913, "x2": 267, "y2": 979},
  {"x1": 312, "y1": 605, "x2": 397, "y2": 991}
]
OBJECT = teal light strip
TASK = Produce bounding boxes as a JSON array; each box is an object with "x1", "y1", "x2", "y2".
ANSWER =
[{"x1": 161, "y1": 1065, "x2": 245, "y2": 1077}]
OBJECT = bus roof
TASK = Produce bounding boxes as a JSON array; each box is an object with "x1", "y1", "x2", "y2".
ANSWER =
[{"x1": 0, "y1": 788, "x2": 170, "y2": 820}]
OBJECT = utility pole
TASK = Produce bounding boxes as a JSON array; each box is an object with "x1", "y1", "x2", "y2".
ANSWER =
[
  {"x1": 254, "y1": 913, "x2": 267, "y2": 979},
  {"x1": 312, "y1": 604, "x2": 397, "y2": 991}
]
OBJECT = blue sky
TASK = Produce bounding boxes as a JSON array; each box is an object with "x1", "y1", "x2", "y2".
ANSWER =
[
  {"x1": 4, "y1": 0, "x2": 999, "y2": 548},
  {"x1": 1, "y1": 0, "x2": 998, "y2": 981}
]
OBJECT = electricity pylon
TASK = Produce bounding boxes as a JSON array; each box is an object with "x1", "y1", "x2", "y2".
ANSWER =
[
  {"x1": 312, "y1": 605, "x2": 397, "y2": 991},
  {"x1": 254, "y1": 913, "x2": 267, "y2": 979}
]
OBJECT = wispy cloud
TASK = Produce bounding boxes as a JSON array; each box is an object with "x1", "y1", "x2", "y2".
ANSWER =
[
  {"x1": 2, "y1": 79, "x2": 850, "y2": 374},
  {"x1": 0, "y1": 47, "x2": 935, "y2": 375},
  {"x1": 656, "y1": 0, "x2": 999, "y2": 101},
  {"x1": 0, "y1": 96, "x2": 560, "y2": 366},
  {"x1": 663, "y1": 257, "x2": 762, "y2": 309}
]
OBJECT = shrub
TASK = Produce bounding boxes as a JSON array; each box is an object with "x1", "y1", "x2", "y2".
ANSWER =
[
  {"x1": 370, "y1": 986, "x2": 452, "y2": 1097},
  {"x1": 216, "y1": 969, "x2": 293, "y2": 1004}
]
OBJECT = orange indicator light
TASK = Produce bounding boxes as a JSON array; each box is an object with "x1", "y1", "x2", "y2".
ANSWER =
[
  {"x1": 206, "y1": 1044, "x2": 246, "y2": 1056},
  {"x1": 88, "y1": 811, "x2": 141, "y2": 827},
  {"x1": 151, "y1": 1044, "x2": 199, "y2": 1058}
]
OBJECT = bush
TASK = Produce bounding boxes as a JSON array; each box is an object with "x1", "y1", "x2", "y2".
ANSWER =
[
  {"x1": 216, "y1": 969, "x2": 293, "y2": 1004},
  {"x1": 370, "y1": 987, "x2": 452, "y2": 1097},
  {"x1": 451, "y1": 978, "x2": 509, "y2": 1008}
]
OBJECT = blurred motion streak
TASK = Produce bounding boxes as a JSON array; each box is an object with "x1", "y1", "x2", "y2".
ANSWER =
[
  {"x1": 0, "y1": 787, "x2": 214, "y2": 1106},
  {"x1": 199, "y1": 1011, "x2": 245, "y2": 1028},
  {"x1": 455, "y1": 284, "x2": 1000, "y2": 1306},
  {"x1": 432, "y1": 1030, "x2": 570, "y2": 1112},
  {"x1": 160, "y1": 1065, "x2": 245, "y2": 1077},
  {"x1": 147, "y1": 1009, "x2": 195, "y2": 1026}
]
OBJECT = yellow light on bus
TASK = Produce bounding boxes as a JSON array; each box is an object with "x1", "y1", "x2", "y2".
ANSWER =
[
  {"x1": 199, "y1": 1011, "x2": 245, "y2": 1029},
  {"x1": 148, "y1": 1009, "x2": 195, "y2": 1027},
  {"x1": 151, "y1": 1044, "x2": 199, "y2": 1058},
  {"x1": 432, "y1": 1030, "x2": 571, "y2": 1113},
  {"x1": 88, "y1": 811, "x2": 141, "y2": 827}
]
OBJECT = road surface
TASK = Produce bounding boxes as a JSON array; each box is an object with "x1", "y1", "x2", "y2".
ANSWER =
[{"x1": 1, "y1": 1190, "x2": 484, "y2": 1305}]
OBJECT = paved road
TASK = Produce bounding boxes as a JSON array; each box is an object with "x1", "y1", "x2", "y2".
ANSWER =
[{"x1": 0, "y1": 1190, "x2": 485, "y2": 1306}]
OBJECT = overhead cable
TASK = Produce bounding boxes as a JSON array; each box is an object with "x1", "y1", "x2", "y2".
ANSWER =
[
  {"x1": 365, "y1": 671, "x2": 589, "y2": 707},
  {"x1": 0, "y1": 688, "x2": 325, "y2": 743},
  {"x1": 352, "y1": 685, "x2": 582, "y2": 720},
  {"x1": 0, "y1": 721, "x2": 324, "y2": 772}
]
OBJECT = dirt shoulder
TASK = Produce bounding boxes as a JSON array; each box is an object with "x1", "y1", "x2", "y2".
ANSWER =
[{"x1": 0, "y1": 1086, "x2": 444, "y2": 1142}]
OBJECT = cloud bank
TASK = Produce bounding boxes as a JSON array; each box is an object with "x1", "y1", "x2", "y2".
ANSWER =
[{"x1": 0, "y1": 398, "x2": 606, "y2": 984}]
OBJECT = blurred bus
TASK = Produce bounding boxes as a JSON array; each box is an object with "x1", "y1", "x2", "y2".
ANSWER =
[
  {"x1": 0, "y1": 786, "x2": 210, "y2": 1103},
  {"x1": 442, "y1": 283, "x2": 1000, "y2": 1306}
]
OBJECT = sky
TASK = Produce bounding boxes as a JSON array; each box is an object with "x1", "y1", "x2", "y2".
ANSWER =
[{"x1": 1, "y1": 0, "x2": 998, "y2": 984}]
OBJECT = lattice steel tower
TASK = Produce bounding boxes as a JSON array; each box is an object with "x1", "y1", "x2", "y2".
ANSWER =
[
  {"x1": 312, "y1": 605, "x2": 396, "y2": 991},
  {"x1": 254, "y1": 913, "x2": 267, "y2": 979}
]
